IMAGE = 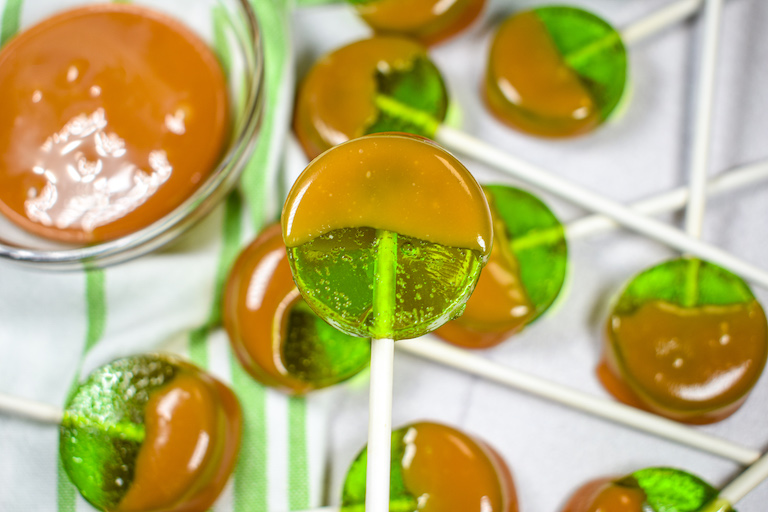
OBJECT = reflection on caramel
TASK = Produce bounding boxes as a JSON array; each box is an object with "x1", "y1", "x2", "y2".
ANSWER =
[
  {"x1": 602, "y1": 300, "x2": 768, "y2": 424},
  {"x1": 561, "y1": 478, "x2": 646, "y2": 512},
  {"x1": 356, "y1": 0, "x2": 486, "y2": 46},
  {"x1": 436, "y1": 205, "x2": 534, "y2": 348},
  {"x1": 224, "y1": 224, "x2": 315, "y2": 394},
  {"x1": 485, "y1": 11, "x2": 600, "y2": 137},
  {"x1": 294, "y1": 37, "x2": 427, "y2": 159},
  {"x1": 0, "y1": 4, "x2": 228, "y2": 243},
  {"x1": 118, "y1": 369, "x2": 241, "y2": 512},
  {"x1": 282, "y1": 133, "x2": 492, "y2": 256},
  {"x1": 401, "y1": 422, "x2": 518, "y2": 512}
]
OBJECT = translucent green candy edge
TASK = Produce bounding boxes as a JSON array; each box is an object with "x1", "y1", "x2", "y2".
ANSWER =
[
  {"x1": 368, "y1": 54, "x2": 449, "y2": 139},
  {"x1": 630, "y1": 467, "x2": 726, "y2": 512},
  {"x1": 534, "y1": 5, "x2": 628, "y2": 121},
  {"x1": 614, "y1": 258, "x2": 756, "y2": 316},
  {"x1": 340, "y1": 427, "x2": 418, "y2": 512},
  {"x1": 60, "y1": 356, "x2": 179, "y2": 510},
  {"x1": 485, "y1": 185, "x2": 568, "y2": 322}
]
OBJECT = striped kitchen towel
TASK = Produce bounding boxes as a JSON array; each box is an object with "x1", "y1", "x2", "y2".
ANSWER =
[{"x1": 0, "y1": 0, "x2": 332, "y2": 510}]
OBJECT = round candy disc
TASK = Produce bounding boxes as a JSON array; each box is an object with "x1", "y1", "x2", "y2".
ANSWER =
[
  {"x1": 436, "y1": 185, "x2": 567, "y2": 348},
  {"x1": 60, "y1": 354, "x2": 241, "y2": 512},
  {"x1": 342, "y1": 422, "x2": 519, "y2": 511},
  {"x1": 351, "y1": 0, "x2": 486, "y2": 46},
  {"x1": 294, "y1": 36, "x2": 448, "y2": 159},
  {"x1": 282, "y1": 132, "x2": 493, "y2": 340},
  {"x1": 0, "y1": 5, "x2": 229, "y2": 243},
  {"x1": 600, "y1": 258, "x2": 768, "y2": 424},
  {"x1": 562, "y1": 467, "x2": 724, "y2": 512},
  {"x1": 485, "y1": 6, "x2": 627, "y2": 137},
  {"x1": 224, "y1": 223, "x2": 371, "y2": 394}
]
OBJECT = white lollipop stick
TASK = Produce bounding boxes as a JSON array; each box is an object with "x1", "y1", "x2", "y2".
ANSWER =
[
  {"x1": 705, "y1": 452, "x2": 768, "y2": 510},
  {"x1": 685, "y1": 0, "x2": 724, "y2": 239},
  {"x1": 0, "y1": 392, "x2": 63, "y2": 424},
  {"x1": 622, "y1": 0, "x2": 719, "y2": 45},
  {"x1": 567, "y1": 159, "x2": 768, "y2": 239},
  {"x1": 434, "y1": 126, "x2": 768, "y2": 290},
  {"x1": 397, "y1": 337, "x2": 760, "y2": 465}
]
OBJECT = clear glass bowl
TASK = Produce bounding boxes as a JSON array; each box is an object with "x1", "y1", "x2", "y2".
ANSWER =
[{"x1": 0, "y1": 0, "x2": 264, "y2": 270}]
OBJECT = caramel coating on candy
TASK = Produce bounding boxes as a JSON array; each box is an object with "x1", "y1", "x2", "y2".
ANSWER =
[
  {"x1": 602, "y1": 300, "x2": 768, "y2": 424},
  {"x1": 0, "y1": 4, "x2": 228, "y2": 243},
  {"x1": 401, "y1": 422, "x2": 518, "y2": 512},
  {"x1": 282, "y1": 133, "x2": 492, "y2": 255},
  {"x1": 293, "y1": 37, "x2": 428, "y2": 159},
  {"x1": 485, "y1": 11, "x2": 600, "y2": 137},
  {"x1": 355, "y1": 0, "x2": 486, "y2": 46},
  {"x1": 436, "y1": 201, "x2": 534, "y2": 348},
  {"x1": 224, "y1": 224, "x2": 316, "y2": 394},
  {"x1": 117, "y1": 371, "x2": 242, "y2": 512},
  {"x1": 561, "y1": 478, "x2": 646, "y2": 512}
]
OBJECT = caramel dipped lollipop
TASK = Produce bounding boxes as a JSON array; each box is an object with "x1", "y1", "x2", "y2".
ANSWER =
[
  {"x1": 281, "y1": 132, "x2": 492, "y2": 512},
  {"x1": 350, "y1": 0, "x2": 486, "y2": 46},
  {"x1": 224, "y1": 223, "x2": 371, "y2": 394},
  {"x1": 599, "y1": 0, "x2": 768, "y2": 424},
  {"x1": 341, "y1": 422, "x2": 518, "y2": 512},
  {"x1": 0, "y1": 354, "x2": 241, "y2": 512}
]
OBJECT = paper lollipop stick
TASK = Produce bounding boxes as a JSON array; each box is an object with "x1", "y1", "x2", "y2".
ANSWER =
[
  {"x1": 703, "y1": 451, "x2": 768, "y2": 511},
  {"x1": 621, "y1": 0, "x2": 723, "y2": 45},
  {"x1": 397, "y1": 336, "x2": 760, "y2": 465},
  {"x1": 0, "y1": 392, "x2": 63, "y2": 424},
  {"x1": 281, "y1": 133, "x2": 492, "y2": 512}
]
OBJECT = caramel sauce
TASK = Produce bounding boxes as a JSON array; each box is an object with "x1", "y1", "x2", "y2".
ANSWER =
[
  {"x1": 356, "y1": 0, "x2": 486, "y2": 46},
  {"x1": 0, "y1": 5, "x2": 228, "y2": 243},
  {"x1": 561, "y1": 478, "x2": 646, "y2": 512},
  {"x1": 485, "y1": 11, "x2": 600, "y2": 137},
  {"x1": 401, "y1": 422, "x2": 518, "y2": 512},
  {"x1": 118, "y1": 369, "x2": 241, "y2": 512},
  {"x1": 294, "y1": 37, "x2": 427, "y2": 159},
  {"x1": 282, "y1": 133, "x2": 492, "y2": 256},
  {"x1": 601, "y1": 300, "x2": 768, "y2": 423},
  {"x1": 224, "y1": 224, "x2": 311, "y2": 394},
  {"x1": 436, "y1": 207, "x2": 533, "y2": 348}
]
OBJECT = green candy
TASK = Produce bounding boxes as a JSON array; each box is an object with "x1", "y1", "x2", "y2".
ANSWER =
[
  {"x1": 282, "y1": 299, "x2": 371, "y2": 386},
  {"x1": 628, "y1": 467, "x2": 729, "y2": 512},
  {"x1": 59, "y1": 355, "x2": 179, "y2": 510},
  {"x1": 614, "y1": 258, "x2": 756, "y2": 315},
  {"x1": 534, "y1": 5, "x2": 628, "y2": 122},
  {"x1": 486, "y1": 184, "x2": 568, "y2": 322},
  {"x1": 287, "y1": 227, "x2": 485, "y2": 340}
]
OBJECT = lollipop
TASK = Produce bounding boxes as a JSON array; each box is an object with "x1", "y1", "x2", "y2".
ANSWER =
[
  {"x1": 0, "y1": 4, "x2": 229, "y2": 243},
  {"x1": 224, "y1": 223, "x2": 371, "y2": 394},
  {"x1": 293, "y1": 36, "x2": 448, "y2": 160},
  {"x1": 351, "y1": 0, "x2": 486, "y2": 46},
  {"x1": 561, "y1": 467, "x2": 721, "y2": 512},
  {"x1": 341, "y1": 422, "x2": 518, "y2": 512},
  {"x1": 60, "y1": 354, "x2": 241, "y2": 511},
  {"x1": 282, "y1": 132, "x2": 492, "y2": 511},
  {"x1": 598, "y1": 0, "x2": 768, "y2": 424},
  {"x1": 435, "y1": 185, "x2": 567, "y2": 348},
  {"x1": 600, "y1": 259, "x2": 768, "y2": 423}
]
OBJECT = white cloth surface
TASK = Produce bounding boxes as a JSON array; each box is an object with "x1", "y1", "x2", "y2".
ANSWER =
[{"x1": 291, "y1": 1, "x2": 768, "y2": 511}]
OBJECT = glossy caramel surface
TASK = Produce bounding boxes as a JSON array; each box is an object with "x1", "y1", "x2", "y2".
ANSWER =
[
  {"x1": 282, "y1": 133, "x2": 492, "y2": 255},
  {"x1": 356, "y1": 0, "x2": 485, "y2": 46},
  {"x1": 400, "y1": 422, "x2": 518, "y2": 512},
  {"x1": 436, "y1": 207, "x2": 533, "y2": 348},
  {"x1": 0, "y1": 5, "x2": 228, "y2": 243},
  {"x1": 485, "y1": 11, "x2": 599, "y2": 137},
  {"x1": 603, "y1": 300, "x2": 768, "y2": 423},
  {"x1": 561, "y1": 479, "x2": 646, "y2": 512},
  {"x1": 118, "y1": 368, "x2": 241, "y2": 512},
  {"x1": 294, "y1": 37, "x2": 428, "y2": 159}
]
